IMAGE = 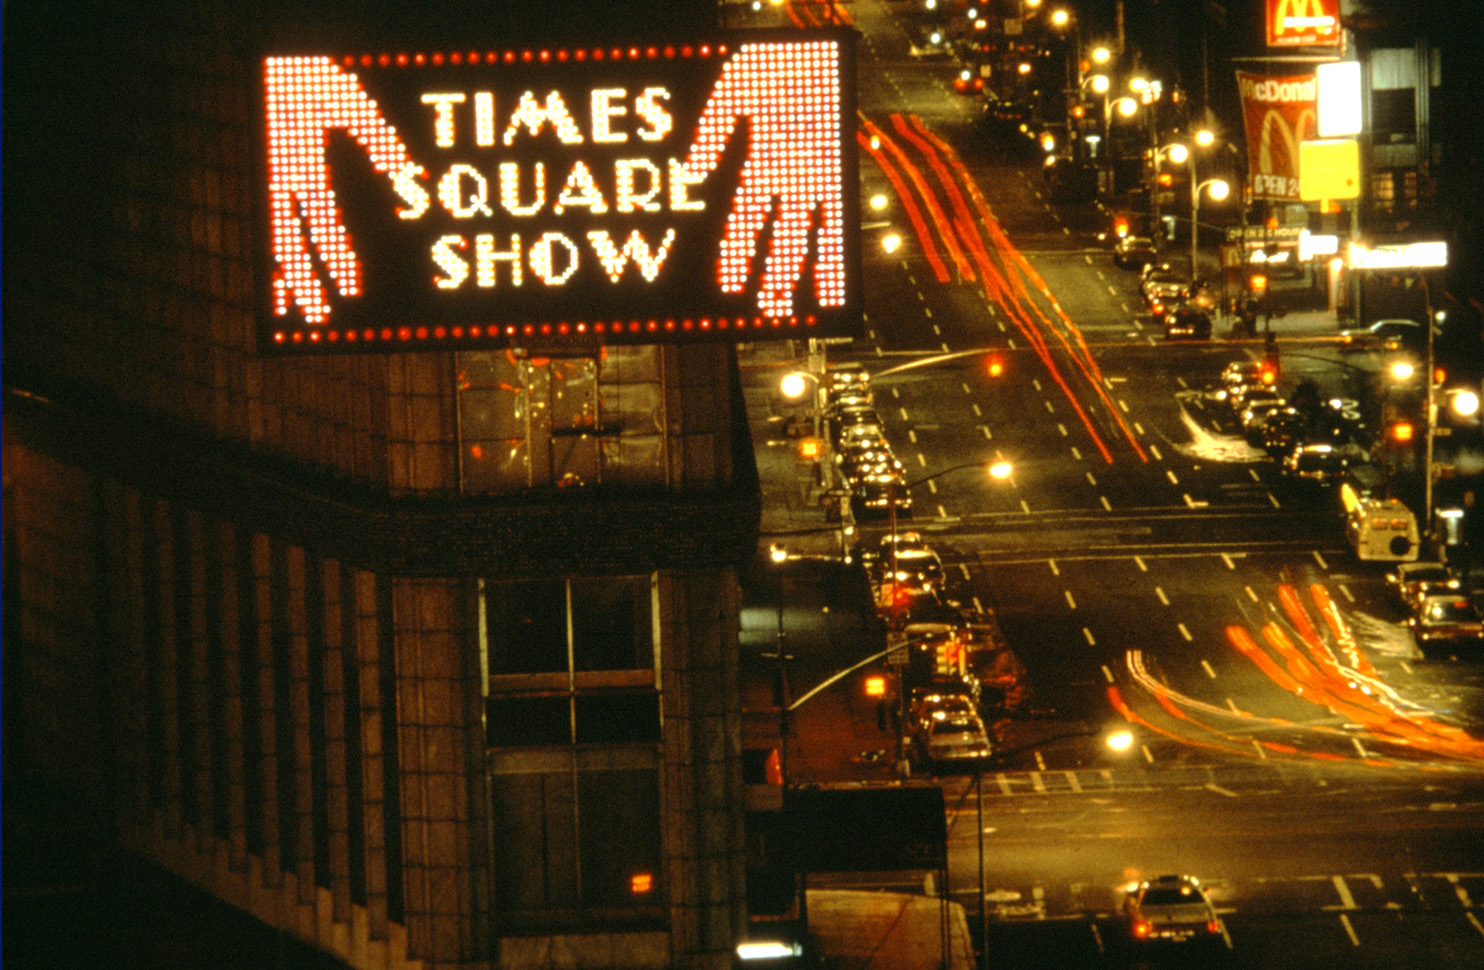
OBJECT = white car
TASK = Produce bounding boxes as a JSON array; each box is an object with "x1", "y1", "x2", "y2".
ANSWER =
[
  {"x1": 913, "y1": 707, "x2": 992, "y2": 770},
  {"x1": 1121, "y1": 874, "x2": 1231, "y2": 952}
]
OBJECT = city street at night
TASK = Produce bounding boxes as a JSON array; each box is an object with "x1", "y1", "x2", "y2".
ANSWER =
[{"x1": 6, "y1": 0, "x2": 1484, "y2": 969}]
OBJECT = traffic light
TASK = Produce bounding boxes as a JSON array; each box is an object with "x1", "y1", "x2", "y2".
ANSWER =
[
  {"x1": 797, "y1": 436, "x2": 823, "y2": 460},
  {"x1": 1249, "y1": 273, "x2": 1268, "y2": 295},
  {"x1": 1157, "y1": 171, "x2": 1174, "y2": 187},
  {"x1": 1259, "y1": 353, "x2": 1280, "y2": 386},
  {"x1": 864, "y1": 674, "x2": 887, "y2": 698},
  {"x1": 1112, "y1": 215, "x2": 1130, "y2": 238},
  {"x1": 1389, "y1": 419, "x2": 1416, "y2": 444}
]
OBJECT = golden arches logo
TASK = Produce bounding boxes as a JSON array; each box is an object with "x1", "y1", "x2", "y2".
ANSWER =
[
  {"x1": 1257, "y1": 106, "x2": 1315, "y2": 176},
  {"x1": 1269, "y1": 0, "x2": 1337, "y2": 43}
]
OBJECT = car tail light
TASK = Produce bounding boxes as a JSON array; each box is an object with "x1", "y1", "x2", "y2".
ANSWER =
[
  {"x1": 1133, "y1": 920, "x2": 1151, "y2": 939},
  {"x1": 1206, "y1": 920, "x2": 1220, "y2": 934}
]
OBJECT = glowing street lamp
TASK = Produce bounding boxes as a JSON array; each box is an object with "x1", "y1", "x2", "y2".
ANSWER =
[
  {"x1": 1192, "y1": 177, "x2": 1229, "y2": 281},
  {"x1": 1149, "y1": 142, "x2": 1186, "y2": 245}
]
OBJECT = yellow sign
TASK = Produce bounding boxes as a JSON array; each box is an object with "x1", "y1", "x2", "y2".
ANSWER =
[{"x1": 1298, "y1": 139, "x2": 1359, "y2": 201}]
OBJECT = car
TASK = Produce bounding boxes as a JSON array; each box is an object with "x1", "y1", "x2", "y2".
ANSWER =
[
  {"x1": 1120, "y1": 874, "x2": 1231, "y2": 952},
  {"x1": 1240, "y1": 397, "x2": 1287, "y2": 440},
  {"x1": 826, "y1": 363, "x2": 871, "y2": 396},
  {"x1": 981, "y1": 97, "x2": 1033, "y2": 132},
  {"x1": 952, "y1": 68, "x2": 986, "y2": 95},
  {"x1": 871, "y1": 532, "x2": 944, "y2": 588},
  {"x1": 979, "y1": 98, "x2": 1039, "y2": 156},
  {"x1": 824, "y1": 386, "x2": 872, "y2": 415},
  {"x1": 852, "y1": 470, "x2": 912, "y2": 518},
  {"x1": 874, "y1": 529, "x2": 932, "y2": 561},
  {"x1": 1164, "y1": 302, "x2": 1213, "y2": 339},
  {"x1": 1257, "y1": 407, "x2": 1306, "y2": 458},
  {"x1": 909, "y1": 691, "x2": 978, "y2": 734},
  {"x1": 839, "y1": 455, "x2": 904, "y2": 489},
  {"x1": 913, "y1": 705, "x2": 993, "y2": 770},
  {"x1": 1113, "y1": 235, "x2": 1158, "y2": 269},
  {"x1": 830, "y1": 408, "x2": 885, "y2": 446},
  {"x1": 1408, "y1": 593, "x2": 1484, "y2": 653},
  {"x1": 1220, "y1": 360, "x2": 1264, "y2": 388},
  {"x1": 1141, "y1": 267, "x2": 1190, "y2": 308},
  {"x1": 1228, "y1": 383, "x2": 1281, "y2": 415},
  {"x1": 908, "y1": 26, "x2": 951, "y2": 58},
  {"x1": 1338, "y1": 318, "x2": 1425, "y2": 351},
  {"x1": 1283, "y1": 442, "x2": 1358, "y2": 484},
  {"x1": 1044, "y1": 156, "x2": 1098, "y2": 203},
  {"x1": 1389, "y1": 560, "x2": 1462, "y2": 610},
  {"x1": 1211, "y1": 360, "x2": 1267, "y2": 407},
  {"x1": 836, "y1": 436, "x2": 897, "y2": 469},
  {"x1": 882, "y1": 546, "x2": 945, "y2": 594}
]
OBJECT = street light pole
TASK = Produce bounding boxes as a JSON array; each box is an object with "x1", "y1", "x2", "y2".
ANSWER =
[
  {"x1": 768, "y1": 543, "x2": 791, "y2": 786},
  {"x1": 1192, "y1": 177, "x2": 1229, "y2": 284},
  {"x1": 972, "y1": 727, "x2": 1135, "y2": 970}
]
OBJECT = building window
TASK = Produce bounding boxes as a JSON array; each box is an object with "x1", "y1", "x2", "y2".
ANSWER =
[
  {"x1": 488, "y1": 752, "x2": 663, "y2": 927},
  {"x1": 456, "y1": 347, "x2": 667, "y2": 494},
  {"x1": 482, "y1": 575, "x2": 664, "y2": 928}
]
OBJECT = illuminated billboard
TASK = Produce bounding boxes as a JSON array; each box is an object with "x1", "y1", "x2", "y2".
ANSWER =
[
  {"x1": 257, "y1": 30, "x2": 860, "y2": 353},
  {"x1": 1236, "y1": 70, "x2": 1316, "y2": 202},
  {"x1": 1265, "y1": 0, "x2": 1339, "y2": 48}
]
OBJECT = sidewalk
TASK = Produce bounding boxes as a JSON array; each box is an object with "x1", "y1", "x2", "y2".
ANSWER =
[
  {"x1": 806, "y1": 890, "x2": 976, "y2": 970},
  {"x1": 738, "y1": 343, "x2": 979, "y2": 970}
]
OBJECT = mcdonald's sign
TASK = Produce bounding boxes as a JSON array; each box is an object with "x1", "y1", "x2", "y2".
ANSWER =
[
  {"x1": 1236, "y1": 71, "x2": 1317, "y2": 202},
  {"x1": 1266, "y1": 0, "x2": 1340, "y2": 48}
]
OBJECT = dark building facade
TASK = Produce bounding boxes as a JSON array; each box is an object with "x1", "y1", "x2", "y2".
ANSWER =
[{"x1": 3, "y1": 2, "x2": 765, "y2": 967}]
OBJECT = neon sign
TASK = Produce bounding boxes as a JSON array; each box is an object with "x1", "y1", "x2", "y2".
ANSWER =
[
  {"x1": 258, "y1": 31, "x2": 860, "y2": 352},
  {"x1": 1265, "y1": 0, "x2": 1339, "y2": 48}
]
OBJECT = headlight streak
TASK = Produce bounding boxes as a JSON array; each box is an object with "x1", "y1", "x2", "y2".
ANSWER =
[{"x1": 1114, "y1": 580, "x2": 1484, "y2": 765}]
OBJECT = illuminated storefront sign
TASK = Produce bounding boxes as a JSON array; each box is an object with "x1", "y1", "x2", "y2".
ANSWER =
[
  {"x1": 1266, "y1": 0, "x2": 1339, "y2": 48},
  {"x1": 258, "y1": 30, "x2": 859, "y2": 352},
  {"x1": 1236, "y1": 70, "x2": 1316, "y2": 202},
  {"x1": 1349, "y1": 241, "x2": 1448, "y2": 270}
]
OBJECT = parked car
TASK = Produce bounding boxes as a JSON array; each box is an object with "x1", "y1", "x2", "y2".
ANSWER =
[
  {"x1": 1408, "y1": 593, "x2": 1484, "y2": 653},
  {"x1": 1120, "y1": 874, "x2": 1231, "y2": 952},
  {"x1": 1113, "y1": 235, "x2": 1158, "y2": 269},
  {"x1": 1338, "y1": 318, "x2": 1425, "y2": 351},
  {"x1": 1389, "y1": 560, "x2": 1461, "y2": 611}
]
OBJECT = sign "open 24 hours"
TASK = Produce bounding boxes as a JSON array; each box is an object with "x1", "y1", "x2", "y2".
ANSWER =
[{"x1": 259, "y1": 30, "x2": 860, "y2": 353}]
